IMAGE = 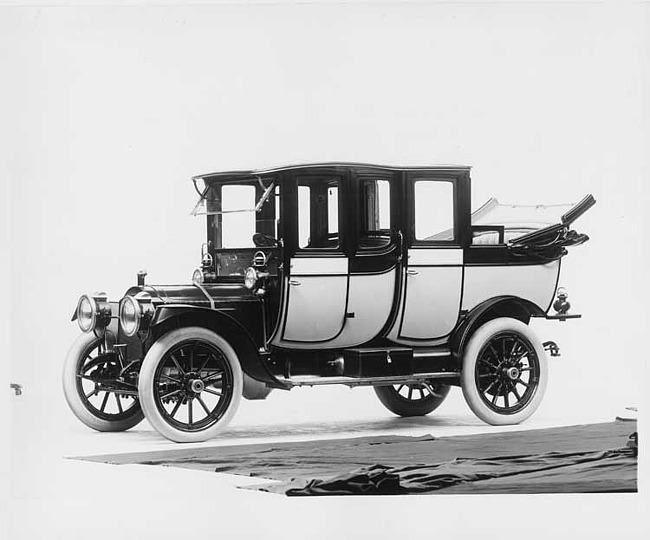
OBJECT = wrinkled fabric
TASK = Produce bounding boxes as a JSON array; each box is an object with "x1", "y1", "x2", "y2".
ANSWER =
[
  {"x1": 282, "y1": 447, "x2": 637, "y2": 496},
  {"x1": 77, "y1": 421, "x2": 637, "y2": 495}
]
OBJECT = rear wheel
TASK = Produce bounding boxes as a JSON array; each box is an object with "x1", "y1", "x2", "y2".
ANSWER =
[
  {"x1": 138, "y1": 327, "x2": 243, "y2": 443},
  {"x1": 63, "y1": 332, "x2": 144, "y2": 432},
  {"x1": 374, "y1": 381, "x2": 450, "y2": 417},
  {"x1": 461, "y1": 317, "x2": 548, "y2": 425}
]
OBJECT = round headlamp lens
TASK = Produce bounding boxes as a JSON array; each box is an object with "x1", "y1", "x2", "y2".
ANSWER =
[
  {"x1": 77, "y1": 295, "x2": 96, "y2": 333},
  {"x1": 119, "y1": 296, "x2": 140, "y2": 337},
  {"x1": 244, "y1": 267, "x2": 258, "y2": 290}
]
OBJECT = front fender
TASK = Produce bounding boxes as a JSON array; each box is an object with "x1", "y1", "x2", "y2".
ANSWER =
[{"x1": 150, "y1": 305, "x2": 287, "y2": 389}]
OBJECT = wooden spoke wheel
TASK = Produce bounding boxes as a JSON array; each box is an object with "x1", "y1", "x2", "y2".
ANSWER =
[
  {"x1": 63, "y1": 332, "x2": 144, "y2": 432},
  {"x1": 138, "y1": 327, "x2": 243, "y2": 443},
  {"x1": 461, "y1": 317, "x2": 548, "y2": 425},
  {"x1": 374, "y1": 380, "x2": 450, "y2": 417}
]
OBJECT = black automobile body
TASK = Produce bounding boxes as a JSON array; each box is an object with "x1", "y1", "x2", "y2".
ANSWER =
[{"x1": 64, "y1": 163, "x2": 595, "y2": 442}]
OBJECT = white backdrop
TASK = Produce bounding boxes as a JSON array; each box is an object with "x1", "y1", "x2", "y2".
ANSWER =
[
  {"x1": 5, "y1": 1, "x2": 647, "y2": 405},
  {"x1": 3, "y1": 2, "x2": 648, "y2": 539}
]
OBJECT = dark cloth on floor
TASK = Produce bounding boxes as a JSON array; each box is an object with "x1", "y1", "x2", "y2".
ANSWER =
[
  {"x1": 77, "y1": 421, "x2": 637, "y2": 495},
  {"x1": 278, "y1": 447, "x2": 636, "y2": 496}
]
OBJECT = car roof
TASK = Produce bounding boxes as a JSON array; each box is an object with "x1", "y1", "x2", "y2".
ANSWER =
[{"x1": 194, "y1": 162, "x2": 471, "y2": 182}]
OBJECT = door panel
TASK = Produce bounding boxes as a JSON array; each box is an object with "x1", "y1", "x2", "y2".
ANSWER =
[
  {"x1": 324, "y1": 268, "x2": 397, "y2": 347},
  {"x1": 400, "y1": 266, "x2": 462, "y2": 339},
  {"x1": 398, "y1": 248, "x2": 463, "y2": 340},
  {"x1": 281, "y1": 257, "x2": 348, "y2": 342}
]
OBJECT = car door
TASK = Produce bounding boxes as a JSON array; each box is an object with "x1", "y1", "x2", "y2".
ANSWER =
[
  {"x1": 277, "y1": 172, "x2": 350, "y2": 344},
  {"x1": 387, "y1": 175, "x2": 463, "y2": 343},
  {"x1": 325, "y1": 171, "x2": 400, "y2": 347}
]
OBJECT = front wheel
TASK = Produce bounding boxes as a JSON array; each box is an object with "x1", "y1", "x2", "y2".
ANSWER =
[
  {"x1": 461, "y1": 317, "x2": 548, "y2": 425},
  {"x1": 374, "y1": 381, "x2": 450, "y2": 417},
  {"x1": 138, "y1": 327, "x2": 243, "y2": 443},
  {"x1": 63, "y1": 332, "x2": 144, "y2": 432}
]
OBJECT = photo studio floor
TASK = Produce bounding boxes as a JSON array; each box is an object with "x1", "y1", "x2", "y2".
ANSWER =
[
  {"x1": 6, "y1": 382, "x2": 645, "y2": 540},
  {"x1": 77, "y1": 421, "x2": 637, "y2": 496}
]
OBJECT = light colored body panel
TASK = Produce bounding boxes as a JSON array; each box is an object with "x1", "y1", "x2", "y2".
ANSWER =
[
  {"x1": 461, "y1": 261, "x2": 560, "y2": 313},
  {"x1": 273, "y1": 259, "x2": 396, "y2": 349},
  {"x1": 399, "y1": 266, "x2": 463, "y2": 339},
  {"x1": 386, "y1": 248, "x2": 463, "y2": 345},
  {"x1": 273, "y1": 254, "x2": 560, "y2": 349},
  {"x1": 324, "y1": 269, "x2": 396, "y2": 347},
  {"x1": 281, "y1": 274, "x2": 348, "y2": 342},
  {"x1": 279, "y1": 256, "x2": 348, "y2": 343}
]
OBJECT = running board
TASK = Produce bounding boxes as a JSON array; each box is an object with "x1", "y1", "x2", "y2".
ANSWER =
[{"x1": 276, "y1": 371, "x2": 460, "y2": 388}]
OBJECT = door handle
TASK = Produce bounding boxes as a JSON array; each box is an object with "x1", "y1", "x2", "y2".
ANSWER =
[
  {"x1": 289, "y1": 280, "x2": 301, "y2": 286},
  {"x1": 407, "y1": 269, "x2": 419, "y2": 276}
]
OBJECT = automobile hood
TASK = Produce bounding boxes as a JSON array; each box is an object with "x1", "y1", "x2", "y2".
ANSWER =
[{"x1": 133, "y1": 283, "x2": 258, "y2": 307}]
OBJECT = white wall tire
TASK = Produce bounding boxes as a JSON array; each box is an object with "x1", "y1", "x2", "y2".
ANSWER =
[
  {"x1": 461, "y1": 317, "x2": 548, "y2": 426},
  {"x1": 138, "y1": 327, "x2": 243, "y2": 443},
  {"x1": 63, "y1": 332, "x2": 145, "y2": 432}
]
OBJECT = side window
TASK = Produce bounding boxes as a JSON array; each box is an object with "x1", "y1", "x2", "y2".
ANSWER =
[
  {"x1": 360, "y1": 179, "x2": 391, "y2": 248},
  {"x1": 414, "y1": 180, "x2": 455, "y2": 242},
  {"x1": 297, "y1": 176, "x2": 341, "y2": 250}
]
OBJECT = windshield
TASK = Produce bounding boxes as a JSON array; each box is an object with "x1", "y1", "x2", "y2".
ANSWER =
[
  {"x1": 192, "y1": 179, "x2": 280, "y2": 276},
  {"x1": 191, "y1": 176, "x2": 275, "y2": 217}
]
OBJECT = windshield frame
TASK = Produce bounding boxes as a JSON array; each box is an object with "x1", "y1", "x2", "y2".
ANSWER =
[
  {"x1": 198, "y1": 176, "x2": 282, "y2": 255},
  {"x1": 191, "y1": 175, "x2": 276, "y2": 216}
]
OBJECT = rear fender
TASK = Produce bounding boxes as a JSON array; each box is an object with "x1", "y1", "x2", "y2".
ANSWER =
[{"x1": 451, "y1": 296, "x2": 545, "y2": 359}]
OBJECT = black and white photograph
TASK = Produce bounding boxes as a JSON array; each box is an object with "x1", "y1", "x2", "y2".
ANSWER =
[{"x1": 2, "y1": 0, "x2": 648, "y2": 538}]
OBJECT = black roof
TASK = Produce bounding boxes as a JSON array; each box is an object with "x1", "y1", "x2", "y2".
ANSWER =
[{"x1": 194, "y1": 162, "x2": 471, "y2": 182}]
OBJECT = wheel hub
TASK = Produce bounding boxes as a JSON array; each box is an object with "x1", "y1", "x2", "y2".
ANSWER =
[
  {"x1": 190, "y1": 379, "x2": 205, "y2": 393},
  {"x1": 181, "y1": 372, "x2": 205, "y2": 395},
  {"x1": 505, "y1": 366, "x2": 520, "y2": 380},
  {"x1": 475, "y1": 331, "x2": 542, "y2": 415}
]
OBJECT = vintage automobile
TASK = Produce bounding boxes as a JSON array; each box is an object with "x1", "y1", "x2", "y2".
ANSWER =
[{"x1": 63, "y1": 163, "x2": 595, "y2": 442}]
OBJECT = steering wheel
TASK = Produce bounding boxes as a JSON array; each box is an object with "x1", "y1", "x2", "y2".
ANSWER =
[{"x1": 253, "y1": 233, "x2": 278, "y2": 248}]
